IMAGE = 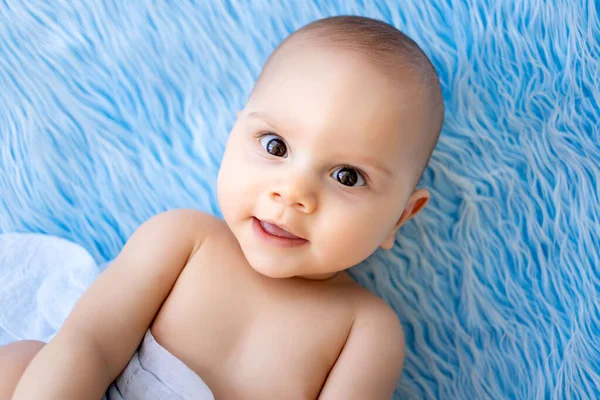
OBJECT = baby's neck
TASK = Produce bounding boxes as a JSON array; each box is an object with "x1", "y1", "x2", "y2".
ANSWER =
[
  {"x1": 296, "y1": 272, "x2": 339, "y2": 281},
  {"x1": 293, "y1": 271, "x2": 354, "y2": 283}
]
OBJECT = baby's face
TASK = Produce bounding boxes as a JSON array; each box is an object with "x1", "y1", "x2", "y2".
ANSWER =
[{"x1": 217, "y1": 44, "x2": 431, "y2": 279}]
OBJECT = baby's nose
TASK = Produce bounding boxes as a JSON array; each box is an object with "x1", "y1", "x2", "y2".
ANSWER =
[{"x1": 270, "y1": 178, "x2": 317, "y2": 214}]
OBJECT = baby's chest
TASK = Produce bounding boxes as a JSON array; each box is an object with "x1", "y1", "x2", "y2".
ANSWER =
[{"x1": 150, "y1": 248, "x2": 354, "y2": 398}]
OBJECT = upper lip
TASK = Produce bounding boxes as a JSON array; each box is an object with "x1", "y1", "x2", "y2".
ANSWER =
[{"x1": 257, "y1": 217, "x2": 307, "y2": 240}]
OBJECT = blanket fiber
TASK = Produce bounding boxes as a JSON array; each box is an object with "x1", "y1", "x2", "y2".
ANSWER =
[{"x1": 0, "y1": 1, "x2": 598, "y2": 399}]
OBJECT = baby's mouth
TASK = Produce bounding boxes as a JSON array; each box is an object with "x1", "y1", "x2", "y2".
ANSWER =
[
  {"x1": 254, "y1": 218, "x2": 305, "y2": 240},
  {"x1": 251, "y1": 217, "x2": 309, "y2": 248}
]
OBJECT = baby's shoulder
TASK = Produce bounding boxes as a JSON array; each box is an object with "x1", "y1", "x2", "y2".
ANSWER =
[
  {"x1": 355, "y1": 288, "x2": 397, "y2": 314},
  {"x1": 150, "y1": 209, "x2": 233, "y2": 268},
  {"x1": 344, "y1": 284, "x2": 404, "y2": 342},
  {"x1": 157, "y1": 208, "x2": 227, "y2": 242},
  {"x1": 174, "y1": 209, "x2": 232, "y2": 250},
  {"x1": 329, "y1": 277, "x2": 402, "y2": 328}
]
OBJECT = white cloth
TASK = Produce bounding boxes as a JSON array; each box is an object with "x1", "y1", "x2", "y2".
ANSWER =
[
  {"x1": 104, "y1": 329, "x2": 214, "y2": 400},
  {"x1": 0, "y1": 233, "x2": 103, "y2": 345}
]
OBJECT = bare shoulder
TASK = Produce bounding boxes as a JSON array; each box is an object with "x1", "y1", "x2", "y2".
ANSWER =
[
  {"x1": 353, "y1": 289, "x2": 405, "y2": 354},
  {"x1": 155, "y1": 208, "x2": 223, "y2": 231},
  {"x1": 336, "y1": 278, "x2": 406, "y2": 367},
  {"x1": 46, "y1": 208, "x2": 228, "y2": 385},
  {"x1": 153, "y1": 208, "x2": 228, "y2": 251},
  {"x1": 318, "y1": 283, "x2": 406, "y2": 398},
  {"x1": 350, "y1": 284, "x2": 406, "y2": 371}
]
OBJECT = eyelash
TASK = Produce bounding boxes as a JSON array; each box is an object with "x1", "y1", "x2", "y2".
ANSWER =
[{"x1": 252, "y1": 131, "x2": 370, "y2": 187}]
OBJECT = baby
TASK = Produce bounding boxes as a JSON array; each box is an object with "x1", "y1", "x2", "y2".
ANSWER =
[{"x1": 1, "y1": 15, "x2": 443, "y2": 400}]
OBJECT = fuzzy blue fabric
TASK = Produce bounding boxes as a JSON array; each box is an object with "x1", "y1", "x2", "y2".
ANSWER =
[{"x1": 1, "y1": 1, "x2": 598, "y2": 398}]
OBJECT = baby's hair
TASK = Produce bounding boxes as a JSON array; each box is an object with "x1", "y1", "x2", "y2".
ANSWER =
[{"x1": 253, "y1": 15, "x2": 445, "y2": 188}]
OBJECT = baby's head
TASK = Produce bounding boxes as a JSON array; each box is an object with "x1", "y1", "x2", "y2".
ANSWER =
[{"x1": 217, "y1": 16, "x2": 444, "y2": 280}]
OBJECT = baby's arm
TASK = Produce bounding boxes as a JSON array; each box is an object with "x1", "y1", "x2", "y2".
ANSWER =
[
  {"x1": 318, "y1": 299, "x2": 406, "y2": 400},
  {"x1": 11, "y1": 209, "x2": 217, "y2": 400}
]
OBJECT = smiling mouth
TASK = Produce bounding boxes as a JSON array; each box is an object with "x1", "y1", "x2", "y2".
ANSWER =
[
  {"x1": 259, "y1": 219, "x2": 302, "y2": 239},
  {"x1": 252, "y1": 217, "x2": 308, "y2": 247}
]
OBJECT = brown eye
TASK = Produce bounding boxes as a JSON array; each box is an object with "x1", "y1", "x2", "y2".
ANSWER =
[
  {"x1": 332, "y1": 167, "x2": 366, "y2": 187},
  {"x1": 259, "y1": 134, "x2": 287, "y2": 157}
]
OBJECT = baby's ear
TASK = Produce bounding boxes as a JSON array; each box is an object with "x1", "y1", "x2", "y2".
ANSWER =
[
  {"x1": 397, "y1": 189, "x2": 430, "y2": 227},
  {"x1": 380, "y1": 189, "x2": 430, "y2": 250},
  {"x1": 380, "y1": 234, "x2": 396, "y2": 250}
]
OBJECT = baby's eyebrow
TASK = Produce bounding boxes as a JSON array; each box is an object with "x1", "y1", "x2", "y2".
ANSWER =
[
  {"x1": 352, "y1": 156, "x2": 393, "y2": 177},
  {"x1": 247, "y1": 111, "x2": 393, "y2": 177},
  {"x1": 247, "y1": 111, "x2": 282, "y2": 131}
]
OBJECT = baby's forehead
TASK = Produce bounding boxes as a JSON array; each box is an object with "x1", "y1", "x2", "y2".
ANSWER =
[
  {"x1": 271, "y1": 35, "x2": 428, "y2": 85},
  {"x1": 248, "y1": 43, "x2": 433, "y2": 154},
  {"x1": 250, "y1": 79, "x2": 428, "y2": 146},
  {"x1": 261, "y1": 42, "x2": 430, "y2": 104}
]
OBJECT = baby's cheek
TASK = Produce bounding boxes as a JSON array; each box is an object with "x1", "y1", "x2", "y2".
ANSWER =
[
  {"x1": 217, "y1": 167, "x2": 243, "y2": 216},
  {"x1": 224, "y1": 168, "x2": 263, "y2": 219},
  {"x1": 320, "y1": 215, "x2": 380, "y2": 268}
]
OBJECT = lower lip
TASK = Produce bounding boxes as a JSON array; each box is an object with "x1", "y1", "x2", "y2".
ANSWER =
[{"x1": 252, "y1": 217, "x2": 308, "y2": 248}]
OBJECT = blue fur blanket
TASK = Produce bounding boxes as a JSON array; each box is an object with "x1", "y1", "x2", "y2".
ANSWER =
[{"x1": 0, "y1": 1, "x2": 598, "y2": 398}]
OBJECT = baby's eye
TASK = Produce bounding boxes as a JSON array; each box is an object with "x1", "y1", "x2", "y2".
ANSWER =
[
  {"x1": 259, "y1": 133, "x2": 287, "y2": 157},
  {"x1": 331, "y1": 167, "x2": 366, "y2": 187}
]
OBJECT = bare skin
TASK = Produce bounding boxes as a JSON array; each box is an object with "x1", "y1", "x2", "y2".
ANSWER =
[
  {"x1": 0, "y1": 340, "x2": 45, "y2": 400},
  {"x1": 2, "y1": 40, "x2": 434, "y2": 400},
  {"x1": 149, "y1": 217, "x2": 401, "y2": 398}
]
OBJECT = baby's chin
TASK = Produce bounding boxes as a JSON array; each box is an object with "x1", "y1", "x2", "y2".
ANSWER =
[
  {"x1": 252, "y1": 264, "x2": 296, "y2": 279},
  {"x1": 242, "y1": 247, "x2": 343, "y2": 281},
  {"x1": 238, "y1": 241, "x2": 298, "y2": 276},
  {"x1": 233, "y1": 218, "x2": 345, "y2": 280},
  {"x1": 231, "y1": 218, "x2": 306, "y2": 278},
  {"x1": 247, "y1": 260, "x2": 337, "y2": 280}
]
